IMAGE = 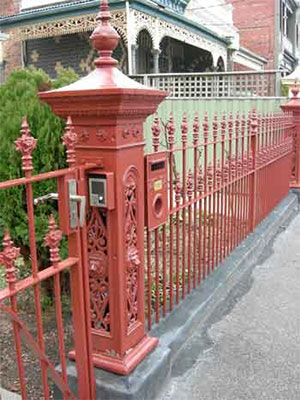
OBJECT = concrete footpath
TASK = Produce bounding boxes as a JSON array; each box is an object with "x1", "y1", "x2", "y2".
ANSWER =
[{"x1": 159, "y1": 212, "x2": 300, "y2": 400}]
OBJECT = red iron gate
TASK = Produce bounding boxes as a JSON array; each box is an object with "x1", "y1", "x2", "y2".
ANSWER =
[{"x1": 0, "y1": 118, "x2": 96, "y2": 400}]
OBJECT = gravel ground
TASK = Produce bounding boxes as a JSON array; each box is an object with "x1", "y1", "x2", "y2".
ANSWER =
[{"x1": 0, "y1": 306, "x2": 73, "y2": 400}]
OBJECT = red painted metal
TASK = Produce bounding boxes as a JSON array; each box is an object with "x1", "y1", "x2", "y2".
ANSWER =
[
  {"x1": 40, "y1": 0, "x2": 166, "y2": 375},
  {"x1": 281, "y1": 85, "x2": 300, "y2": 188},
  {"x1": 0, "y1": 3, "x2": 298, "y2": 396},
  {"x1": 167, "y1": 113, "x2": 175, "y2": 311},
  {"x1": 145, "y1": 106, "x2": 293, "y2": 330},
  {"x1": 145, "y1": 151, "x2": 168, "y2": 230},
  {"x1": 0, "y1": 119, "x2": 96, "y2": 399}
]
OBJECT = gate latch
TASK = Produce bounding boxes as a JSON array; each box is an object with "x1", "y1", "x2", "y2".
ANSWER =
[{"x1": 34, "y1": 179, "x2": 86, "y2": 228}]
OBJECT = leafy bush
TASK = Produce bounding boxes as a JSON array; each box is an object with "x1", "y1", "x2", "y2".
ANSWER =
[
  {"x1": 281, "y1": 83, "x2": 289, "y2": 97},
  {"x1": 0, "y1": 66, "x2": 79, "y2": 269}
]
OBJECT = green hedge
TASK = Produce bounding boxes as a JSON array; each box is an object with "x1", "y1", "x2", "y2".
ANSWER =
[{"x1": 0, "y1": 66, "x2": 79, "y2": 271}]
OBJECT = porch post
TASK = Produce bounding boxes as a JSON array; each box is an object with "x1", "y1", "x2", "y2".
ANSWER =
[
  {"x1": 152, "y1": 49, "x2": 160, "y2": 73},
  {"x1": 281, "y1": 85, "x2": 300, "y2": 188},
  {"x1": 40, "y1": 0, "x2": 166, "y2": 375},
  {"x1": 131, "y1": 44, "x2": 138, "y2": 74}
]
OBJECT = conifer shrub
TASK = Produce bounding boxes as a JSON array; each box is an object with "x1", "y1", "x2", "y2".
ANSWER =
[{"x1": 0, "y1": 66, "x2": 79, "y2": 274}]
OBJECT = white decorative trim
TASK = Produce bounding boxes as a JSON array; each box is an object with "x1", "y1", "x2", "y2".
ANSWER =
[
  {"x1": 131, "y1": 9, "x2": 227, "y2": 61},
  {"x1": 9, "y1": 11, "x2": 127, "y2": 43}
]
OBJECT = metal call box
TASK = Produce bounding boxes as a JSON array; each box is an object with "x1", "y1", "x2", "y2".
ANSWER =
[
  {"x1": 145, "y1": 152, "x2": 168, "y2": 230},
  {"x1": 88, "y1": 172, "x2": 115, "y2": 210}
]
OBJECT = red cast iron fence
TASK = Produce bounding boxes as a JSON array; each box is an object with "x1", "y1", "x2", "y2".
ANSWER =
[
  {"x1": 145, "y1": 109, "x2": 294, "y2": 329},
  {"x1": 0, "y1": 118, "x2": 96, "y2": 400},
  {"x1": 0, "y1": 0, "x2": 298, "y2": 397},
  {"x1": 0, "y1": 109, "x2": 294, "y2": 398}
]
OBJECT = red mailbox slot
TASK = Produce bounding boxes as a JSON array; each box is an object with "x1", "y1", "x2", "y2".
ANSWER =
[{"x1": 145, "y1": 152, "x2": 168, "y2": 230}]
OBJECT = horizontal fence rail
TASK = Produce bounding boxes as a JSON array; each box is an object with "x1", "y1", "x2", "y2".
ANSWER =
[
  {"x1": 145, "y1": 109, "x2": 293, "y2": 329},
  {"x1": 131, "y1": 70, "x2": 281, "y2": 98}
]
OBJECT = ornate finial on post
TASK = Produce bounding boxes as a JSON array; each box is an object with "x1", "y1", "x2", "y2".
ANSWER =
[
  {"x1": 221, "y1": 112, "x2": 226, "y2": 141},
  {"x1": 213, "y1": 112, "x2": 218, "y2": 140},
  {"x1": 291, "y1": 79, "x2": 299, "y2": 99},
  {"x1": 250, "y1": 109, "x2": 258, "y2": 136},
  {"x1": 203, "y1": 112, "x2": 209, "y2": 143},
  {"x1": 181, "y1": 112, "x2": 188, "y2": 145},
  {"x1": 193, "y1": 114, "x2": 199, "y2": 145},
  {"x1": 90, "y1": 0, "x2": 120, "y2": 68},
  {"x1": 62, "y1": 116, "x2": 77, "y2": 167},
  {"x1": 44, "y1": 215, "x2": 62, "y2": 265},
  {"x1": 0, "y1": 232, "x2": 20, "y2": 287},
  {"x1": 167, "y1": 112, "x2": 175, "y2": 147},
  {"x1": 15, "y1": 117, "x2": 37, "y2": 172},
  {"x1": 235, "y1": 111, "x2": 240, "y2": 137},
  {"x1": 228, "y1": 112, "x2": 233, "y2": 139},
  {"x1": 151, "y1": 114, "x2": 160, "y2": 152}
]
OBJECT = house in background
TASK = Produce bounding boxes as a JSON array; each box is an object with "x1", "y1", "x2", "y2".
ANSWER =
[
  {"x1": 227, "y1": 0, "x2": 300, "y2": 73},
  {"x1": 0, "y1": 0, "x2": 270, "y2": 81}
]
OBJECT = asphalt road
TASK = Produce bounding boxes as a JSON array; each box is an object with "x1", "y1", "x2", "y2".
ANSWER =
[{"x1": 159, "y1": 212, "x2": 300, "y2": 400}]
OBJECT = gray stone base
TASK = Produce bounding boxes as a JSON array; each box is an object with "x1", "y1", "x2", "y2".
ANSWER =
[{"x1": 57, "y1": 192, "x2": 298, "y2": 400}]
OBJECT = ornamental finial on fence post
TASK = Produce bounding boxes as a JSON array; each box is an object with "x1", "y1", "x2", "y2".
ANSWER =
[
  {"x1": 181, "y1": 112, "x2": 188, "y2": 145},
  {"x1": 235, "y1": 112, "x2": 240, "y2": 138},
  {"x1": 291, "y1": 82, "x2": 299, "y2": 100},
  {"x1": 228, "y1": 112, "x2": 233, "y2": 139},
  {"x1": 62, "y1": 116, "x2": 77, "y2": 167},
  {"x1": 0, "y1": 232, "x2": 20, "y2": 287},
  {"x1": 90, "y1": 0, "x2": 120, "y2": 68},
  {"x1": 203, "y1": 112, "x2": 209, "y2": 143},
  {"x1": 221, "y1": 112, "x2": 226, "y2": 141},
  {"x1": 167, "y1": 112, "x2": 175, "y2": 147},
  {"x1": 193, "y1": 114, "x2": 199, "y2": 145},
  {"x1": 44, "y1": 215, "x2": 62, "y2": 265},
  {"x1": 15, "y1": 117, "x2": 37, "y2": 172},
  {"x1": 250, "y1": 109, "x2": 258, "y2": 137},
  {"x1": 151, "y1": 114, "x2": 160, "y2": 152},
  {"x1": 213, "y1": 112, "x2": 218, "y2": 140}
]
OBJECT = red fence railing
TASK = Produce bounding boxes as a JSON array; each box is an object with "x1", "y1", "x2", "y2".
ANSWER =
[{"x1": 145, "y1": 109, "x2": 293, "y2": 329}]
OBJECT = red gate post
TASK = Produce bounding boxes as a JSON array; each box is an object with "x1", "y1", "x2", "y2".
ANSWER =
[
  {"x1": 40, "y1": 0, "x2": 166, "y2": 375},
  {"x1": 281, "y1": 85, "x2": 300, "y2": 188}
]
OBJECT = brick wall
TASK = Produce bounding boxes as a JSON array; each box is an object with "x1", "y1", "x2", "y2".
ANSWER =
[
  {"x1": 0, "y1": 0, "x2": 22, "y2": 80},
  {"x1": 0, "y1": 0, "x2": 20, "y2": 16},
  {"x1": 227, "y1": 0, "x2": 275, "y2": 69},
  {"x1": 233, "y1": 62, "x2": 256, "y2": 72}
]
